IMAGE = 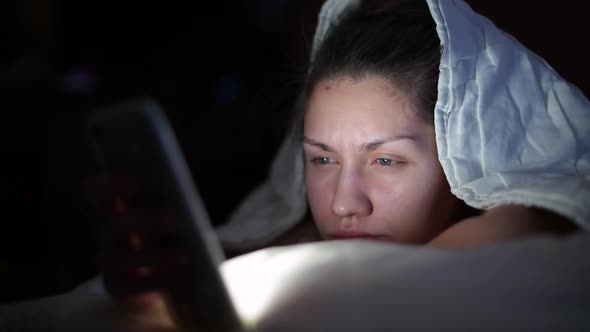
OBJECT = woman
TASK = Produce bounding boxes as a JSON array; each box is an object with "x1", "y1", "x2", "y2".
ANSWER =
[
  {"x1": 219, "y1": 0, "x2": 587, "y2": 251},
  {"x1": 2, "y1": 0, "x2": 588, "y2": 330}
]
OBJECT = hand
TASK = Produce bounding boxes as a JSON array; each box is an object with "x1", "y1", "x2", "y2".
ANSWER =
[
  {"x1": 60, "y1": 289, "x2": 178, "y2": 332},
  {"x1": 83, "y1": 174, "x2": 190, "y2": 330}
]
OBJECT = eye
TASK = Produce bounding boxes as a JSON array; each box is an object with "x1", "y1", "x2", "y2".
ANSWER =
[
  {"x1": 311, "y1": 157, "x2": 335, "y2": 166},
  {"x1": 373, "y1": 158, "x2": 400, "y2": 166}
]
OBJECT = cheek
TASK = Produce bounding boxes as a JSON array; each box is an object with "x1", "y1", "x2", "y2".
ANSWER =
[
  {"x1": 371, "y1": 166, "x2": 453, "y2": 242},
  {"x1": 370, "y1": 184, "x2": 409, "y2": 220},
  {"x1": 305, "y1": 172, "x2": 336, "y2": 232}
]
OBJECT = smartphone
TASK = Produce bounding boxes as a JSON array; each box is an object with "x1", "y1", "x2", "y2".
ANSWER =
[{"x1": 86, "y1": 97, "x2": 243, "y2": 332}]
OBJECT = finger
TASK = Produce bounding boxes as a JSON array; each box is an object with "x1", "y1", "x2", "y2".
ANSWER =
[
  {"x1": 99, "y1": 209, "x2": 183, "y2": 252},
  {"x1": 100, "y1": 246, "x2": 190, "y2": 297},
  {"x1": 116, "y1": 292, "x2": 180, "y2": 332},
  {"x1": 100, "y1": 245, "x2": 189, "y2": 275}
]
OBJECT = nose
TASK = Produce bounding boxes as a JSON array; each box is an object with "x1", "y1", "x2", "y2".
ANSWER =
[{"x1": 330, "y1": 167, "x2": 373, "y2": 218}]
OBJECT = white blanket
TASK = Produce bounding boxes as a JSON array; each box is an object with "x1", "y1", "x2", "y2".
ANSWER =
[{"x1": 217, "y1": 0, "x2": 590, "y2": 251}]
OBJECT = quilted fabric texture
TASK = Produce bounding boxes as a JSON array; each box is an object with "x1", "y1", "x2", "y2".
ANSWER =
[{"x1": 217, "y1": 0, "x2": 590, "y2": 250}]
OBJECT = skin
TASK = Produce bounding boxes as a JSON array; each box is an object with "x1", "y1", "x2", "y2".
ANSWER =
[
  {"x1": 303, "y1": 74, "x2": 576, "y2": 247},
  {"x1": 303, "y1": 75, "x2": 463, "y2": 244},
  {"x1": 85, "y1": 76, "x2": 576, "y2": 331}
]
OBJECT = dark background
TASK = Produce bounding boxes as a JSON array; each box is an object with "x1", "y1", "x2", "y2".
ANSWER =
[{"x1": 1, "y1": 0, "x2": 588, "y2": 303}]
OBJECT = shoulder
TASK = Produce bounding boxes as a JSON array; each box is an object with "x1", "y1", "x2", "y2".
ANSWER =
[{"x1": 429, "y1": 205, "x2": 578, "y2": 249}]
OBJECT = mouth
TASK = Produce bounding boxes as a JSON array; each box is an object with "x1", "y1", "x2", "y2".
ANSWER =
[{"x1": 331, "y1": 232, "x2": 386, "y2": 241}]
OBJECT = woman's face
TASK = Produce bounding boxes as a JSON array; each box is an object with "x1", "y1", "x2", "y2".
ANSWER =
[{"x1": 303, "y1": 75, "x2": 459, "y2": 244}]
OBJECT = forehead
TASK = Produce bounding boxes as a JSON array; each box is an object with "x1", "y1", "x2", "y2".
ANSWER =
[{"x1": 304, "y1": 76, "x2": 421, "y2": 134}]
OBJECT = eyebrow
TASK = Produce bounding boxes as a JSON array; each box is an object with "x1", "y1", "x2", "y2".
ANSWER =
[
  {"x1": 360, "y1": 136, "x2": 418, "y2": 151},
  {"x1": 302, "y1": 135, "x2": 418, "y2": 153},
  {"x1": 302, "y1": 136, "x2": 335, "y2": 152}
]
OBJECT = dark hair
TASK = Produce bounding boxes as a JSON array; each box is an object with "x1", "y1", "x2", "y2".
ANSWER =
[{"x1": 301, "y1": 0, "x2": 441, "y2": 123}]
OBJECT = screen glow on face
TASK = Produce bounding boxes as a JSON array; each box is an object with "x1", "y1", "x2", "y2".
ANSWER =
[{"x1": 303, "y1": 76, "x2": 458, "y2": 244}]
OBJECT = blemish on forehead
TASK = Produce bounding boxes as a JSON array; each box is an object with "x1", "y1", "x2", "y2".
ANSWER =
[{"x1": 323, "y1": 85, "x2": 331, "y2": 91}]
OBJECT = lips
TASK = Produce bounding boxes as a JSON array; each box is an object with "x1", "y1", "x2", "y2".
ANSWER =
[{"x1": 331, "y1": 232, "x2": 385, "y2": 240}]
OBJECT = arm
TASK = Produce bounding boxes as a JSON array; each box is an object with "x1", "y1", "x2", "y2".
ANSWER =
[{"x1": 428, "y1": 205, "x2": 578, "y2": 249}]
